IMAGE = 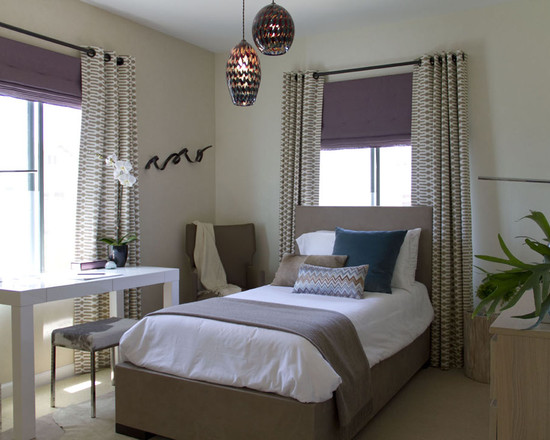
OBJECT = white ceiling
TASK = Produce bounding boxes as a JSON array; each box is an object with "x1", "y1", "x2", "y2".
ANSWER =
[{"x1": 80, "y1": 0, "x2": 510, "y2": 54}]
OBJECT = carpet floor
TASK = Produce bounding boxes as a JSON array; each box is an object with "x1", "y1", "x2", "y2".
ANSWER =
[{"x1": 1, "y1": 367, "x2": 489, "y2": 440}]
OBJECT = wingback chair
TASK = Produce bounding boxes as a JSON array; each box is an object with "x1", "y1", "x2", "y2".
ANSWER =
[{"x1": 185, "y1": 223, "x2": 265, "y2": 300}]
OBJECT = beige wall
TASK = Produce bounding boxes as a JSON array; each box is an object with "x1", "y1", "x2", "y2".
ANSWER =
[
  {"x1": 1, "y1": 0, "x2": 215, "y2": 383},
  {"x1": 214, "y1": 0, "x2": 550, "y2": 286}
]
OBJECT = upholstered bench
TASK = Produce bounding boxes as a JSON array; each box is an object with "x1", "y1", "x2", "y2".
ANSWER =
[{"x1": 50, "y1": 317, "x2": 137, "y2": 417}]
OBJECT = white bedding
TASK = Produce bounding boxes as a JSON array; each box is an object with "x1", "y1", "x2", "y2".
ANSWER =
[{"x1": 120, "y1": 283, "x2": 433, "y2": 403}]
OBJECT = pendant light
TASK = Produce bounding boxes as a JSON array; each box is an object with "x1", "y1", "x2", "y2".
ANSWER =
[
  {"x1": 226, "y1": 0, "x2": 261, "y2": 107},
  {"x1": 252, "y1": 1, "x2": 294, "y2": 56}
]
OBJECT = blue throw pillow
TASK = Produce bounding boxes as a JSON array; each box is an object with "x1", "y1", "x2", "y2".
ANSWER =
[{"x1": 332, "y1": 227, "x2": 407, "y2": 293}]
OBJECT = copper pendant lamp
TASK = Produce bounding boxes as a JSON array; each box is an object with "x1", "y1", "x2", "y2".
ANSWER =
[
  {"x1": 226, "y1": 0, "x2": 262, "y2": 106},
  {"x1": 252, "y1": 1, "x2": 294, "y2": 56}
]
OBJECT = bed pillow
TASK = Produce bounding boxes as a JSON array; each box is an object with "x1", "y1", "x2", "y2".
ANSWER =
[
  {"x1": 272, "y1": 254, "x2": 348, "y2": 287},
  {"x1": 292, "y1": 263, "x2": 369, "y2": 299},
  {"x1": 295, "y1": 228, "x2": 421, "y2": 291},
  {"x1": 295, "y1": 230, "x2": 335, "y2": 255},
  {"x1": 332, "y1": 227, "x2": 407, "y2": 293},
  {"x1": 391, "y1": 228, "x2": 421, "y2": 292}
]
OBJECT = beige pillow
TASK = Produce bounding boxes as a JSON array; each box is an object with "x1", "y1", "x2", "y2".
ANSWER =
[{"x1": 271, "y1": 253, "x2": 348, "y2": 287}]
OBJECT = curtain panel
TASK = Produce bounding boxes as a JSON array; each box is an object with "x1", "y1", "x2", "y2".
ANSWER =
[
  {"x1": 0, "y1": 36, "x2": 81, "y2": 108},
  {"x1": 411, "y1": 51, "x2": 472, "y2": 369},
  {"x1": 73, "y1": 48, "x2": 141, "y2": 373},
  {"x1": 278, "y1": 71, "x2": 325, "y2": 258}
]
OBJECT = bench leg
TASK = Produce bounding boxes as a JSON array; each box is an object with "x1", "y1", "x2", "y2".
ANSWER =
[
  {"x1": 110, "y1": 347, "x2": 116, "y2": 386},
  {"x1": 90, "y1": 350, "x2": 96, "y2": 418},
  {"x1": 50, "y1": 342, "x2": 56, "y2": 408}
]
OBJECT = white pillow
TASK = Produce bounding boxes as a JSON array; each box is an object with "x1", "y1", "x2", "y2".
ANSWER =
[
  {"x1": 295, "y1": 228, "x2": 421, "y2": 292},
  {"x1": 391, "y1": 228, "x2": 421, "y2": 292},
  {"x1": 295, "y1": 230, "x2": 335, "y2": 255}
]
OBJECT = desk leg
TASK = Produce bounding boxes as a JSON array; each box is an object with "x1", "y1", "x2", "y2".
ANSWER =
[
  {"x1": 163, "y1": 280, "x2": 179, "y2": 307},
  {"x1": 11, "y1": 305, "x2": 36, "y2": 440},
  {"x1": 109, "y1": 290, "x2": 125, "y2": 318}
]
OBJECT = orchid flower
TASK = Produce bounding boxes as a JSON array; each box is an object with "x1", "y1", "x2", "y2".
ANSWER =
[
  {"x1": 105, "y1": 154, "x2": 118, "y2": 167},
  {"x1": 115, "y1": 160, "x2": 133, "y2": 174},
  {"x1": 117, "y1": 172, "x2": 137, "y2": 187}
]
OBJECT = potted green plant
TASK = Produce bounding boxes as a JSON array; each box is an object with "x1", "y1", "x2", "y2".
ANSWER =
[
  {"x1": 98, "y1": 154, "x2": 138, "y2": 268},
  {"x1": 99, "y1": 233, "x2": 137, "y2": 268},
  {"x1": 474, "y1": 210, "x2": 550, "y2": 326}
]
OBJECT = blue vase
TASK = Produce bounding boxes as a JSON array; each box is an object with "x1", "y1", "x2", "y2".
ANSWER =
[{"x1": 108, "y1": 245, "x2": 128, "y2": 267}]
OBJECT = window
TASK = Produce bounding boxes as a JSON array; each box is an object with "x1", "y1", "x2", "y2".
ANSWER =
[
  {"x1": 0, "y1": 95, "x2": 80, "y2": 275},
  {"x1": 319, "y1": 73, "x2": 413, "y2": 207},
  {"x1": 319, "y1": 145, "x2": 411, "y2": 207}
]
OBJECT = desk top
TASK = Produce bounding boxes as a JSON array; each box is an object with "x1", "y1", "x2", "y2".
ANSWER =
[{"x1": 0, "y1": 266, "x2": 179, "y2": 307}]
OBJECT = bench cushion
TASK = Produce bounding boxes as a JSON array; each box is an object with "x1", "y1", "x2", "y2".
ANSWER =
[{"x1": 52, "y1": 317, "x2": 137, "y2": 351}]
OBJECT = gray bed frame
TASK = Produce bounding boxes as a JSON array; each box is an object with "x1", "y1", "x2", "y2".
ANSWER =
[{"x1": 115, "y1": 206, "x2": 433, "y2": 440}]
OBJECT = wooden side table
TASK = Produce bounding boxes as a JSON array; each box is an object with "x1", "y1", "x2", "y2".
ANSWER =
[{"x1": 489, "y1": 299, "x2": 550, "y2": 440}]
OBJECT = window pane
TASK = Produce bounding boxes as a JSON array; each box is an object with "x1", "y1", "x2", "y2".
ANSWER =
[
  {"x1": 0, "y1": 96, "x2": 32, "y2": 171},
  {"x1": 0, "y1": 97, "x2": 80, "y2": 276},
  {"x1": 320, "y1": 149, "x2": 373, "y2": 206},
  {"x1": 0, "y1": 97, "x2": 40, "y2": 275},
  {"x1": 43, "y1": 103, "x2": 80, "y2": 272},
  {"x1": 0, "y1": 173, "x2": 40, "y2": 275},
  {"x1": 379, "y1": 146, "x2": 411, "y2": 206}
]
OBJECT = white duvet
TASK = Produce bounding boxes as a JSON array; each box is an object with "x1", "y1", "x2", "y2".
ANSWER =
[{"x1": 120, "y1": 283, "x2": 433, "y2": 403}]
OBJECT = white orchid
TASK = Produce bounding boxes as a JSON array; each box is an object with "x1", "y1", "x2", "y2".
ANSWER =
[
  {"x1": 117, "y1": 172, "x2": 137, "y2": 187},
  {"x1": 105, "y1": 154, "x2": 118, "y2": 167},
  {"x1": 98, "y1": 153, "x2": 138, "y2": 250},
  {"x1": 101, "y1": 154, "x2": 136, "y2": 187},
  {"x1": 114, "y1": 160, "x2": 133, "y2": 175}
]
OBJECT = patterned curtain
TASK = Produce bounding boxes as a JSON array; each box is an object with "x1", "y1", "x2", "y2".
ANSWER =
[
  {"x1": 411, "y1": 51, "x2": 472, "y2": 369},
  {"x1": 278, "y1": 71, "x2": 325, "y2": 257},
  {"x1": 73, "y1": 48, "x2": 141, "y2": 372}
]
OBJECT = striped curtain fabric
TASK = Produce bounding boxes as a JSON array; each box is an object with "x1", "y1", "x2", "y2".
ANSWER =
[
  {"x1": 411, "y1": 51, "x2": 472, "y2": 369},
  {"x1": 278, "y1": 71, "x2": 324, "y2": 258},
  {"x1": 73, "y1": 48, "x2": 141, "y2": 373}
]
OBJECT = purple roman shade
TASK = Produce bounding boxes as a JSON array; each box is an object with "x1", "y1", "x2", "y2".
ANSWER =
[
  {"x1": 321, "y1": 72, "x2": 412, "y2": 148},
  {"x1": 0, "y1": 36, "x2": 81, "y2": 108}
]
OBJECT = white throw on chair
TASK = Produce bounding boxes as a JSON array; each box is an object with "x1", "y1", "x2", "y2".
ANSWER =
[{"x1": 50, "y1": 317, "x2": 137, "y2": 418}]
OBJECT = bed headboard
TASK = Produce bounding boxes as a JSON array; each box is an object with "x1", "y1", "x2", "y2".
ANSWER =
[{"x1": 294, "y1": 206, "x2": 433, "y2": 293}]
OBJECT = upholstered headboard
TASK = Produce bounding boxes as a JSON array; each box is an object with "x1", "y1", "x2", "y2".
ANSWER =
[{"x1": 294, "y1": 206, "x2": 433, "y2": 293}]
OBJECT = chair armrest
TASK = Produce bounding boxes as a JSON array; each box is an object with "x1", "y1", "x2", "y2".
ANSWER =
[{"x1": 246, "y1": 266, "x2": 266, "y2": 290}]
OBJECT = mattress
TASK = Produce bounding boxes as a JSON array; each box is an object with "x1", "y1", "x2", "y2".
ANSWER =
[{"x1": 120, "y1": 283, "x2": 433, "y2": 403}]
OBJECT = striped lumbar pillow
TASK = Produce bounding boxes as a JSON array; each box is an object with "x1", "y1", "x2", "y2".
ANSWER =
[{"x1": 292, "y1": 263, "x2": 369, "y2": 299}]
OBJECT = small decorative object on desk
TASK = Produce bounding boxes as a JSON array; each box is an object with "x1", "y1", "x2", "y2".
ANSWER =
[
  {"x1": 98, "y1": 154, "x2": 138, "y2": 268},
  {"x1": 474, "y1": 210, "x2": 550, "y2": 327}
]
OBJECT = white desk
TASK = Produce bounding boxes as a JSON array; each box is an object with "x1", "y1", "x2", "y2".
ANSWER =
[{"x1": 0, "y1": 266, "x2": 180, "y2": 440}]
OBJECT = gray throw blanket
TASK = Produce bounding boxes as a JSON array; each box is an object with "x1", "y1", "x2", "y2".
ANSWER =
[{"x1": 149, "y1": 297, "x2": 373, "y2": 426}]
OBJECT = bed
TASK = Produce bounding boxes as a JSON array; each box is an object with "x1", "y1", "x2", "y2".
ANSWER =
[{"x1": 115, "y1": 206, "x2": 433, "y2": 440}]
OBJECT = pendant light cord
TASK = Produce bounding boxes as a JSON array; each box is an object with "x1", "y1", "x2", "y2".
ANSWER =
[{"x1": 242, "y1": 0, "x2": 245, "y2": 40}]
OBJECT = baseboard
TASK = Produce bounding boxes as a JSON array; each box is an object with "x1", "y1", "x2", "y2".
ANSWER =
[{"x1": 1, "y1": 363, "x2": 74, "y2": 399}]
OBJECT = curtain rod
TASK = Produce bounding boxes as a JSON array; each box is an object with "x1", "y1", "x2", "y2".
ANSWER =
[
  {"x1": 478, "y1": 176, "x2": 550, "y2": 185},
  {"x1": 0, "y1": 21, "x2": 124, "y2": 65},
  {"x1": 313, "y1": 59, "x2": 421, "y2": 79}
]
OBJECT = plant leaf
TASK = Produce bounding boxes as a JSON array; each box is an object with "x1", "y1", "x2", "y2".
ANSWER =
[
  {"x1": 497, "y1": 234, "x2": 530, "y2": 268},
  {"x1": 475, "y1": 254, "x2": 526, "y2": 269},
  {"x1": 524, "y1": 238, "x2": 550, "y2": 257},
  {"x1": 523, "y1": 210, "x2": 550, "y2": 242},
  {"x1": 99, "y1": 237, "x2": 116, "y2": 245}
]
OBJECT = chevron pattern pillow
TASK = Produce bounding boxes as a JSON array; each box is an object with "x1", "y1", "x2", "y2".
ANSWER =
[{"x1": 293, "y1": 263, "x2": 369, "y2": 299}]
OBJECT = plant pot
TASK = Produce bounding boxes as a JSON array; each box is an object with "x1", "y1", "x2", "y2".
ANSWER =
[
  {"x1": 108, "y1": 245, "x2": 128, "y2": 268},
  {"x1": 464, "y1": 311, "x2": 497, "y2": 383}
]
